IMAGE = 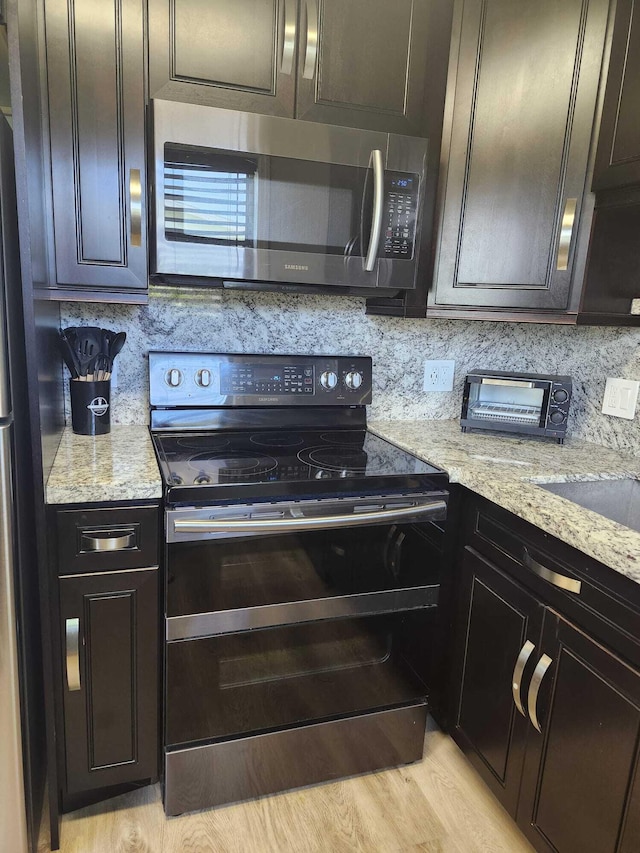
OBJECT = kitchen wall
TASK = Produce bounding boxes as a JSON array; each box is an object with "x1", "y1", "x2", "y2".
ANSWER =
[{"x1": 61, "y1": 286, "x2": 640, "y2": 454}]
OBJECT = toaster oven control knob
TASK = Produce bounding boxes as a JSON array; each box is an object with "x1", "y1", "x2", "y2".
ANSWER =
[
  {"x1": 320, "y1": 370, "x2": 338, "y2": 390},
  {"x1": 196, "y1": 369, "x2": 211, "y2": 388},
  {"x1": 550, "y1": 411, "x2": 566, "y2": 424},
  {"x1": 552, "y1": 388, "x2": 569, "y2": 403},
  {"x1": 166, "y1": 368, "x2": 182, "y2": 387},
  {"x1": 345, "y1": 371, "x2": 363, "y2": 390}
]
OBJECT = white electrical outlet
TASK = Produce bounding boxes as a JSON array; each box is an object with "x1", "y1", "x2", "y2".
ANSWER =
[
  {"x1": 602, "y1": 377, "x2": 639, "y2": 419},
  {"x1": 423, "y1": 360, "x2": 455, "y2": 393}
]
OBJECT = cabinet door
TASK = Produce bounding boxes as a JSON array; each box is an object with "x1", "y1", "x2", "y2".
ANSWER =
[
  {"x1": 431, "y1": 0, "x2": 609, "y2": 312},
  {"x1": 148, "y1": 0, "x2": 296, "y2": 116},
  {"x1": 294, "y1": 0, "x2": 431, "y2": 135},
  {"x1": 45, "y1": 0, "x2": 147, "y2": 290},
  {"x1": 59, "y1": 568, "x2": 159, "y2": 795},
  {"x1": 518, "y1": 612, "x2": 640, "y2": 853},
  {"x1": 449, "y1": 546, "x2": 544, "y2": 816},
  {"x1": 592, "y1": 0, "x2": 640, "y2": 191}
]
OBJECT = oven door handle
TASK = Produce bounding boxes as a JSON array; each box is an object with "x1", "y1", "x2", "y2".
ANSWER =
[{"x1": 171, "y1": 500, "x2": 447, "y2": 536}]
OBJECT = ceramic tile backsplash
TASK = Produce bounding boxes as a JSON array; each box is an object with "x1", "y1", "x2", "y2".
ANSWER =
[{"x1": 61, "y1": 287, "x2": 640, "y2": 454}]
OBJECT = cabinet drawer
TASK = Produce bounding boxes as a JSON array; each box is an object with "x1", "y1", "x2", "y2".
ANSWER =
[
  {"x1": 466, "y1": 496, "x2": 640, "y2": 669},
  {"x1": 56, "y1": 504, "x2": 160, "y2": 575}
]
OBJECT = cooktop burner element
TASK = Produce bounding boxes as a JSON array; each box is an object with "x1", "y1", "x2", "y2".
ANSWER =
[
  {"x1": 149, "y1": 352, "x2": 447, "y2": 504},
  {"x1": 300, "y1": 446, "x2": 368, "y2": 473},
  {"x1": 250, "y1": 432, "x2": 306, "y2": 448},
  {"x1": 176, "y1": 435, "x2": 230, "y2": 451}
]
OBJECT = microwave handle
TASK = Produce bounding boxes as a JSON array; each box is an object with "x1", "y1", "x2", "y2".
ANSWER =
[{"x1": 364, "y1": 149, "x2": 384, "y2": 272}]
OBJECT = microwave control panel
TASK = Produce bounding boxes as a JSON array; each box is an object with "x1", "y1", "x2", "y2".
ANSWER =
[{"x1": 383, "y1": 172, "x2": 419, "y2": 260}]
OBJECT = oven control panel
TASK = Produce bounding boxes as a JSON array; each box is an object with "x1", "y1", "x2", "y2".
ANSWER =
[{"x1": 149, "y1": 352, "x2": 373, "y2": 408}]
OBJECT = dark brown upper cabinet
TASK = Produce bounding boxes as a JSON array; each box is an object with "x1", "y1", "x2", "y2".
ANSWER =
[
  {"x1": 44, "y1": 0, "x2": 148, "y2": 295},
  {"x1": 429, "y1": 0, "x2": 612, "y2": 321},
  {"x1": 592, "y1": 0, "x2": 640, "y2": 191},
  {"x1": 148, "y1": 0, "x2": 434, "y2": 136},
  {"x1": 293, "y1": 0, "x2": 431, "y2": 135},
  {"x1": 148, "y1": 0, "x2": 296, "y2": 117}
]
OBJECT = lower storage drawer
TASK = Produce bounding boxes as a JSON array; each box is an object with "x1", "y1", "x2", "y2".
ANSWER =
[{"x1": 164, "y1": 702, "x2": 427, "y2": 815}]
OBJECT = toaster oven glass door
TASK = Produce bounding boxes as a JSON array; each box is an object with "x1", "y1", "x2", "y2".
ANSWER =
[{"x1": 467, "y1": 381, "x2": 549, "y2": 428}]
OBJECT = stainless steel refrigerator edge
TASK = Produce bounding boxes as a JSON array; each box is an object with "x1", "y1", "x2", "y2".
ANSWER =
[{"x1": 0, "y1": 109, "x2": 41, "y2": 852}]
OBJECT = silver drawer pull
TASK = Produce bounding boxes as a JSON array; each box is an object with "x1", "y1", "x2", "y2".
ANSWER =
[
  {"x1": 523, "y1": 547, "x2": 581, "y2": 594},
  {"x1": 66, "y1": 618, "x2": 81, "y2": 692},
  {"x1": 81, "y1": 531, "x2": 136, "y2": 552},
  {"x1": 512, "y1": 639, "x2": 536, "y2": 717},
  {"x1": 528, "y1": 653, "x2": 553, "y2": 733}
]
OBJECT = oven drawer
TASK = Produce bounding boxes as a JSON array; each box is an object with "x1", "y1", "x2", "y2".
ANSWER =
[
  {"x1": 166, "y1": 613, "x2": 433, "y2": 748},
  {"x1": 164, "y1": 703, "x2": 427, "y2": 815}
]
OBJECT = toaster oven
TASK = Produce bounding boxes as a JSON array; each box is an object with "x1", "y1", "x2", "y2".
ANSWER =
[{"x1": 461, "y1": 370, "x2": 572, "y2": 442}]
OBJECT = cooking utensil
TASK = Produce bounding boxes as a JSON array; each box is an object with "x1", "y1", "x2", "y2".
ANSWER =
[
  {"x1": 59, "y1": 330, "x2": 80, "y2": 378},
  {"x1": 108, "y1": 331, "x2": 126, "y2": 362}
]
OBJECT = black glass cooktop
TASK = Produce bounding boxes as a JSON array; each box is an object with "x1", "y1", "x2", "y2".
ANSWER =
[{"x1": 152, "y1": 429, "x2": 446, "y2": 504}]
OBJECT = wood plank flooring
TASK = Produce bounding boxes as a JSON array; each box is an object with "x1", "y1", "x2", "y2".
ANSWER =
[{"x1": 39, "y1": 720, "x2": 535, "y2": 853}]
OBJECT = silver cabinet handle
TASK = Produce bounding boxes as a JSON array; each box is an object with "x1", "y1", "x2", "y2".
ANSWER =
[
  {"x1": 527, "y1": 653, "x2": 553, "y2": 733},
  {"x1": 65, "y1": 618, "x2": 81, "y2": 692},
  {"x1": 523, "y1": 547, "x2": 581, "y2": 594},
  {"x1": 173, "y1": 500, "x2": 447, "y2": 536},
  {"x1": 130, "y1": 168, "x2": 142, "y2": 248},
  {"x1": 81, "y1": 531, "x2": 136, "y2": 552},
  {"x1": 364, "y1": 149, "x2": 384, "y2": 272},
  {"x1": 512, "y1": 639, "x2": 536, "y2": 717},
  {"x1": 303, "y1": 0, "x2": 318, "y2": 79},
  {"x1": 556, "y1": 197, "x2": 576, "y2": 270},
  {"x1": 280, "y1": 0, "x2": 296, "y2": 75}
]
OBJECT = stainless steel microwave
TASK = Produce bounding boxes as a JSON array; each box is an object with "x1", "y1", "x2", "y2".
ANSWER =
[
  {"x1": 150, "y1": 100, "x2": 428, "y2": 294},
  {"x1": 461, "y1": 370, "x2": 572, "y2": 442}
]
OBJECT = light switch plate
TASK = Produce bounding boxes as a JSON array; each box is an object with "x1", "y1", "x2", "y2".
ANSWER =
[
  {"x1": 602, "y1": 377, "x2": 639, "y2": 419},
  {"x1": 423, "y1": 360, "x2": 455, "y2": 393}
]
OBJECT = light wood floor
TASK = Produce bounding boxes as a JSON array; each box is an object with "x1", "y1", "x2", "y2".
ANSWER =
[{"x1": 39, "y1": 720, "x2": 535, "y2": 853}]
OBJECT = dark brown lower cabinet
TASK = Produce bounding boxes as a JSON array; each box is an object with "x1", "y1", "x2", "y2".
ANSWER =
[
  {"x1": 451, "y1": 546, "x2": 640, "y2": 853},
  {"x1": 59, "y1": 567, "x2": 159, "y2": 796}
]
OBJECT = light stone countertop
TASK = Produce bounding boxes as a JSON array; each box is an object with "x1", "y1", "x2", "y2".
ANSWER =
[
  {"x1": 46, "y1": 426, "x2": 163, "y2": 505},
  {"x1": 368, "y1": 419, "x2": 640, "y2": 586}
]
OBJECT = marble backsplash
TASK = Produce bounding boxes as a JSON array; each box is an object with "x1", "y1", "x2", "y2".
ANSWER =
[{"x1": 61, "y1": 286, "x2": 640, "y2": 454}]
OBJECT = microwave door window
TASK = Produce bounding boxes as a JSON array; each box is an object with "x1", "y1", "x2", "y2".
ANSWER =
[
  {"x1": 259, "y1": 158, "x2": 368, "y2": 256},
  {"x1": 468, "y1": 383, "x2": 545, "y2": 426},
  {"x1": 164, "y1": 143, "x2": 368, "y2": 258},
  {"x1": 164, "y1": 144, "x2": 258, "y2": 247}
]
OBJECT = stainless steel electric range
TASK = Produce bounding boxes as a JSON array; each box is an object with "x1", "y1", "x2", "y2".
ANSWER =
[{"x1": 149, "y1": 351, "x2": 449, "y2": 816}]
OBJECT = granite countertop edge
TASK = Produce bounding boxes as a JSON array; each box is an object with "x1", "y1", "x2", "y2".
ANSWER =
[
  {"x1": 369, "y1": 418, "x2": 640, "y2": 587},
  {"x1": 46, "y1": 425, "x2": 163, "y2": 505}
]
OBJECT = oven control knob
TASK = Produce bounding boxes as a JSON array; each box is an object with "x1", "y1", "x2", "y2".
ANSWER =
[
  {"x1": 196, "y1": 369, "x2": 211, "y2": 388},
  {"x1": 166, "y1": 368, "x2": 183, "y2": 388},
  {"x1": 320, "y1": 370, "x2": 338, "y2": 390},
  {"x1": 345, "y1": 371, "x2": 363, "y2": 390},
  {"x1": 550, "y1": 411, "x2": 565, "y2": 425},
  {"x1": 552, "y1": 388, "x2": 569, "y2": 404}
]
